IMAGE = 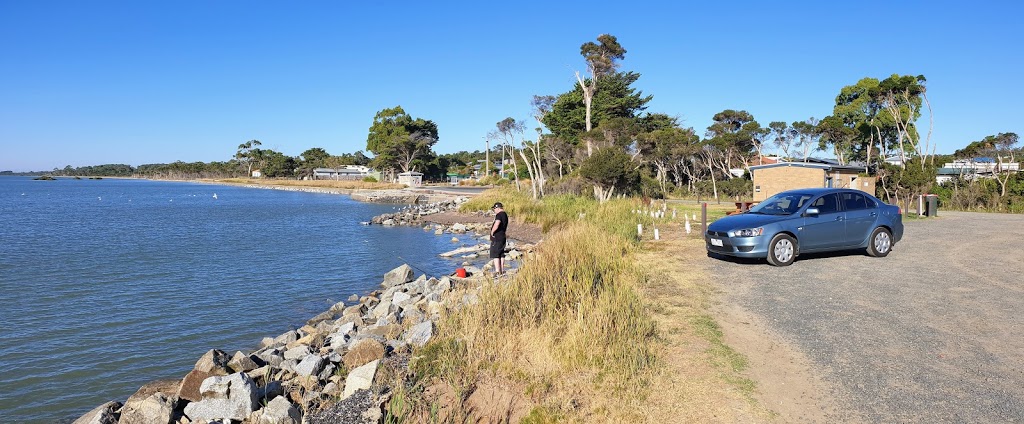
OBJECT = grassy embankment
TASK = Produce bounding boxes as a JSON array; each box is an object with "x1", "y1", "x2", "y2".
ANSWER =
[
  {"x1": 385, "y1": 187, "x2": 762, "y2": 422},
  {"x1": 209, "y1": 178, "x2": 403, "y2": 190}
]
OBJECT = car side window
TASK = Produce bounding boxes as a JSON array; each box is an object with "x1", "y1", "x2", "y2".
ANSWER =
[
  {"x1": 813, "y1": 194, "x2": 840, "y2": 214},
  {"x1": 843, "y1": 192, "x2": 869, "y2": 210}
]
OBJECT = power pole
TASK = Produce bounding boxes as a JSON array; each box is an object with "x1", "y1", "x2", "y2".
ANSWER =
[{"x1": 485, "y1": 136, "x2": 490, "y2": 177}]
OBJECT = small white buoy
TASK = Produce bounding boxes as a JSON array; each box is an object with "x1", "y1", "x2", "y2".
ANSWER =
[{"x1": 98, "y1": 197, "x2": 101, "y2": 201}]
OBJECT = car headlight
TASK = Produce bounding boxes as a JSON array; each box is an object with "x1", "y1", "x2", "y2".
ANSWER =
[{"x1": 732, "y1": 228, "x2": 763, "y2": 237}]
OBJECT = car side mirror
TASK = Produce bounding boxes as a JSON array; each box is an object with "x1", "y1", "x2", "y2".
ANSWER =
[{"x1": 804, "y1": 207, "x2": 820, "y2": 217}]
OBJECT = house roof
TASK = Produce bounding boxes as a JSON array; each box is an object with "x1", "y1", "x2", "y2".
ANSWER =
[
  {"x1": 398, "y1": 171, "x2": 423, "y2": 176},
  {"x1": 749, "y1": 161, "x2": 866, "y2": 173}
]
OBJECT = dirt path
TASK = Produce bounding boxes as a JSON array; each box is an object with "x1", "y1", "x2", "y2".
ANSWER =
[
  {"x1": 638, "y1": 227, "x2": 781, "y2": 422},
  {"x1": 706, "y1": 212, "x2": 1024, "y2": 422}
]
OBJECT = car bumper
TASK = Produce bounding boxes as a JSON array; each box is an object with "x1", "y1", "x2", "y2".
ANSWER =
[{"x1": 705, "y1": 232, "x2": 770, "y2": 258}]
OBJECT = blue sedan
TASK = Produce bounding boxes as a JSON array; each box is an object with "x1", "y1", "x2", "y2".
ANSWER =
[{"x1": 705, "y1": 188, "x2": 903, "y2": 266}]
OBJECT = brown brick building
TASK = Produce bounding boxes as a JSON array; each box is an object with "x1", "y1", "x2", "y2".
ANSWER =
[{"x1": 750, "y1": 162, "x2": 876, "y2": 201}]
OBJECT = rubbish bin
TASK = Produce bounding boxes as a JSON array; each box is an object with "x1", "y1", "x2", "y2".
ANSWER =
[{"x1": 925, "y1": 194, "x2": 939, "y2": 217}]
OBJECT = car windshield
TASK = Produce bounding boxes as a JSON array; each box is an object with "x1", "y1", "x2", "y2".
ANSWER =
[{"x1": 749, "y1": 193, "x2": 815, "y2": 215}]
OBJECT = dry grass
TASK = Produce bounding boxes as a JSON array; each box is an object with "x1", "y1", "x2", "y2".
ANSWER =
[
  {"x1": 207, "y1": 178, "x2": 403, "y2": 190},
  {"x1": 390, "y1": 188, "x2": 765, "y2": 422},
  {"x1": 415, "y1": 222, "x2": 656, "y2": 422}
]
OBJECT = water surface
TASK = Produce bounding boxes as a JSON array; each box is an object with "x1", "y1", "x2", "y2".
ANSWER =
[{"x1": 0, "y1": 177, "x2": 477, "y2": 422}]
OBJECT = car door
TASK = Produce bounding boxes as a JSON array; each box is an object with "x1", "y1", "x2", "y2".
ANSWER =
[
  {"x1": 798, "y1": 193, "x2": 846, "y2": 251},
  {"x1": 842, "y1": 192, "x2": 877, "y2": 246}
]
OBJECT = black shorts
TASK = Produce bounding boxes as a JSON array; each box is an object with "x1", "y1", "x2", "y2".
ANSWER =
[{"x1": 489, "y1": 235, "x2": 506, "y2": 259}]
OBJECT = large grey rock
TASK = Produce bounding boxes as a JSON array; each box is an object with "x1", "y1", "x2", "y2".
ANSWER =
[
  {"x1": 252, "y1": 395, "x2": 301, "y2": 424},
  {"x1": 294, "y1": 354, "x2": 326, "y2": 377},
  {"x1": 382, "y1": 264, "x2": 414, "y2": 287},
  {"x1": 228, "y1": 351, "x2": 260, "y2": 373},
  {"x1": 343, "y1": 339, "x2": 385, "y2": 370},
  {"x1": 343, "y1": 360, "x2": 379, "y2": 399},
  {"x1": 404, "y1": 321, "x2": 434, "y2": 347},
  {"x1": 401, "y1": 308, "x2": 426, "y2": 325},
  {"x1": 72, "y1": 401, "x2": 121, "y2": 424},
  {"x1": 328, "y1": 300, "x2": 347, "y2": 313},
  {"x1": 337, "y1": 321, "x2": 356, "y2": 335},
  {"x1": 283, "y1": 346, "x2": 311, "y2": 361},
  {"x1": 342, "y1": 304, "x2": 366, "y2": 316},
  {"x1": 183, "y1": 373, "x2": 259, "y2": 421},
  {"x1": 391, "y1": 291, "x2": 412, "y2": 306},
  {"x1": 119, "y1": 392, "x2": 175, "y2": 424},
  {"x1": 306, "y1": 309, "x2": 336, "y2": 326},
  {"x1": 257, "y1": 348, "x2": 284, "y2": 368},
  {"x1": 436, "y1": 276, "x2": 452, "y2": 292},
  {"x1": 274, "y1": 330, "x2": 299, "y2": 345},
  {"x1": 451, "y1": 223, "x2": 467, "y2": 233},
  {"x1": 371, "y1": 300, "x2": 395, "y2": 319},
  {"x1": 194, "y1": 349, "x2": 231, "y2": 374},
  {"x1": 119, "y1": 379, "x2": 179, "y2": 424}
]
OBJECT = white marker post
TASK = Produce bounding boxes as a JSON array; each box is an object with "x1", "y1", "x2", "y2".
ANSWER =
[{"x1": 654, "y1": 228, "x2": 660, "y2": 240}]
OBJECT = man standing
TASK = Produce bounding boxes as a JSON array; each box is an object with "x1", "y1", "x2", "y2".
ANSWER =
[{"x1": 489, "y1": 202, "x2": 508, "y2": 275}]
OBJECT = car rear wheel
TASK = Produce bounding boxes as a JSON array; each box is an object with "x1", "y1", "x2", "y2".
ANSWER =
[
  {"x1": 867, "y1": 227, "x2": 892, "y2": 257},
  {"x1": 766, "y1": 234, "x2": 796, "y2": 266}
]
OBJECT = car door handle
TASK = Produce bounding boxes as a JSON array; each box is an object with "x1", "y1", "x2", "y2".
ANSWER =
[
  {"x1": 835, "y1": 216, "x2": 844, "y2": 221},
  {"x1": 870, "y1": 212, "x2": 877, "y2": 217}
]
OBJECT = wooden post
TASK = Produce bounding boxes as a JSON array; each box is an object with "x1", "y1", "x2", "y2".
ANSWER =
[{"x1": 702, "y1": 203, "x2": 707, "y2": 231}]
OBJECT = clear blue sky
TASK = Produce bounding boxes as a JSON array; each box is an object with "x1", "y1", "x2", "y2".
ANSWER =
[{"x1": 2, "y1": 1, "x2": 1021, "y2": 172}]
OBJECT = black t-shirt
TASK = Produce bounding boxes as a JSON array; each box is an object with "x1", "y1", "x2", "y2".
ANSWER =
[{"x1": 493, "y1": 211, "x2": 508, "y2": 238}]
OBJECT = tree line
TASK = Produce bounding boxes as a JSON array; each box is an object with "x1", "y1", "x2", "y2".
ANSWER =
[
  {"x1": 369, "y1": 34, "x2": 1021, "y2": 212},
  {"x1": 38, "y1": 34, "x2": 1022, "y2": 212}
]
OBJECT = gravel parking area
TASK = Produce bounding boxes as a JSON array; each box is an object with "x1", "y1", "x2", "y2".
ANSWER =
[{"x1": 708, "y1": 211, "x2": 1024, "y2": 422}]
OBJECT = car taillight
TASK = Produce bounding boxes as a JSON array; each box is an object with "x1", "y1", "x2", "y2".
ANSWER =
[{"x1": 897, "y1": 206, "x2": 902, "y2": 215}]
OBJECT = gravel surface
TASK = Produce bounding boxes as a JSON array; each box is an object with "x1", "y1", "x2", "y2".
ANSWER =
[{"x1": 708, "y1": 211, "x2": 1024, "y2": 423}]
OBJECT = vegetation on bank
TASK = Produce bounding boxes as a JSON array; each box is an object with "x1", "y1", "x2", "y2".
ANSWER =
[
  {"x1": 369, "y1": 187, "x2": 736, "y2": 422},
  {"x1": 210, "y1": 178, "x2": 403, "y2": 191}
]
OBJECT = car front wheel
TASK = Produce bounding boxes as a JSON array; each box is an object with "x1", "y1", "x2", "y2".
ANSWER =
[
  {"x1": 867, "y1": 227, "x2": 892, "y2": 257},
  {"x1": 766, "y1": 234, "x2": 797, "y2": 266}
]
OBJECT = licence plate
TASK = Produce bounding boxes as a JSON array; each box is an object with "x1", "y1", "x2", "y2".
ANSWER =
[{"x1": 710, "y1": 238, "x2": 723, "y2": 247}]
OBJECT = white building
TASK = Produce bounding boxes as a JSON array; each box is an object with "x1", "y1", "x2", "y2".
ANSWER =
[
  {"x1": 312, "y1": 166, "x2": 375, "y2": 180},
  {"x1": 398, "y1": 171, "x2": 423, "y2": 187}
]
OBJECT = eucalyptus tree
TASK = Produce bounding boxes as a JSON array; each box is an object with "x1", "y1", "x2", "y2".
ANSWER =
[
  {"x1": 366, "y1": 106, "x2": 439, "y2": 181},
  {"x1": 831, "y1": 78, "x2": 883, "y2": 165},
  {"x1": 637, "y1": 123, "x2": 699, "y2": 193},
  {"x1": 235, "y1": 139, "x2": 262, "y2": 176},
  {"x1": 872, "y1": 74, "x2": 931, "y2": 168},
  {"x1": 489, "y1": 117, "x2": 527, "y2": 192},
  {"x1": 791, "y1": 118, "x2": 821, "y2": 161},
  {"x1": 977, "y1": 132, "x2": 1020, "y2": 197},
  {"x1": 579, "y1": 147, "x2": 636, "y2": 203},
  {"x1": 816, "y1": 116, "x2": 858, "y2": 165},
  {"x1": 543, "y1": 71, "x2": 651, "y2": 149},
  {"x1": 769, "y1": 121, "x2": 796, "y2": 159},
  {"x1": 576, "y1": 34, "x2": 627, "y2": 157}
]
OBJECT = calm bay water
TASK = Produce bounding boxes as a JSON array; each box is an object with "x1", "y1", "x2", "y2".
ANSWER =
[{"x1": 0, "y1": 177, "x2": 477, "y2": 422}]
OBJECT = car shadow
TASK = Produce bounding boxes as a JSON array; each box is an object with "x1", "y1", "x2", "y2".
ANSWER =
[{"x1": 707, "y1": 249, "x2": 871, "y2": 266}]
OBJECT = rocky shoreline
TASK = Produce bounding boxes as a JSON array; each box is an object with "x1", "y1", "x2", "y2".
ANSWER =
[
  {"x1": 233, "y1": 184, "x2": 458, "y2": 205},
  {"x1": 73, "y1": 204, "x2": 535, "y2": 424}
]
